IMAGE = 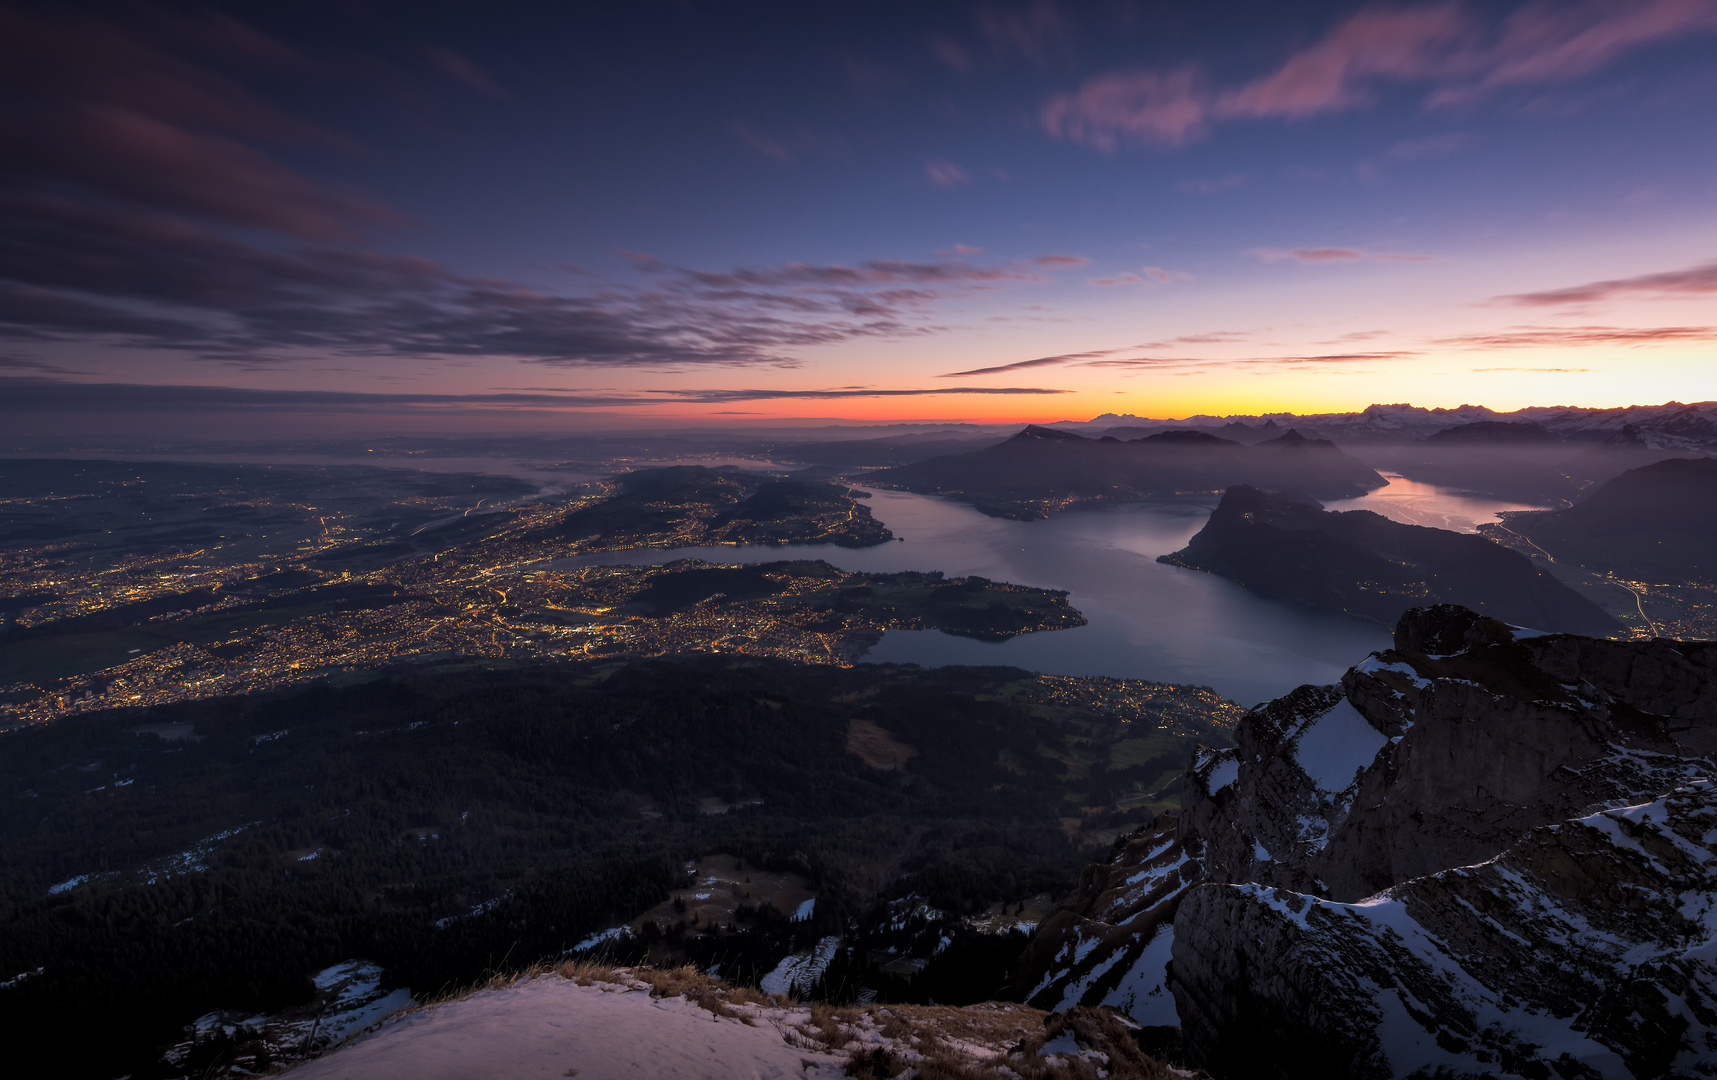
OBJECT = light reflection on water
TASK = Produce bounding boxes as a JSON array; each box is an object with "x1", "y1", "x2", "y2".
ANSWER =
[{"x1": 1323, "y1": 474, "x2": 1546, "y2": 533}]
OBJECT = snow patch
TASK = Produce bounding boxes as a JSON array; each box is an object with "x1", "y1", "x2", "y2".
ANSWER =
[
  {"x1": 572, "y1": 926, "x2": 633, "y2": 952},
  {"x1": 48, "y1": 873, "x2": 93, "y2": 895},
  {"x1": 760, "y1": 936, "x2": 841, "y2": 996},
  {"x1": 1098, "y1": 926, "x2": 1179, "y2": 1026},
  {"x1": 1291, "y1": 698, "x2": 1387, "y2": 793}
]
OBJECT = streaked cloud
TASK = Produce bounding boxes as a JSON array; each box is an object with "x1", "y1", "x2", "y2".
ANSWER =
[
  {"x1": 941, "y1": 343, "x2": 1415, "y2": 378},
  {"x1": 925, "y1": 159, "x2": 973, "y2": 187},
  {"x1": 1501, "y1": 260, "x2": 1717, "y2": 305},
  {"x1": 1386, "y1": 132, "x2": 1472, "y2": 160},
  {"x1": 1250, "y1": 247, "x2": 1432, "y2": 264},
  {"x1": 1041, "y1": 1, "x2": 1717, "y2": 150},
  {"x1": 734, "y1": 123, "x2": 848, "y2": 164},
  {"x1": 1179, "y1": 173, "x2": 1250, "y2": 195},
  {"x1": 1032, "y1": 254, "x2": 1092, "y2": 269},
  {"x1": 422, "y1": 45, "x2": 506, "y2": 99},
  {"x1": 1437, "y1": 324, "x2": 1717, "y2": 347},
  {"x1": 1089, "y1": 267, "x2": 1190, "y2": 287},
  {"x1": 0, "y1": 378, "x2": 1068, "y2": 415}
]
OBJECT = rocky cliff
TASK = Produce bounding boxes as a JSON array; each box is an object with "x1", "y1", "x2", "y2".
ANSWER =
[{"x1": 1019, "y1": 604, "x2": 1717, "y2": 1078}]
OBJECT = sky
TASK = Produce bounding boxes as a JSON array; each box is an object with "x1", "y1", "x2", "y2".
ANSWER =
[{"x1": 3, "y1": 0, "x2": 1717, "y2": 433}]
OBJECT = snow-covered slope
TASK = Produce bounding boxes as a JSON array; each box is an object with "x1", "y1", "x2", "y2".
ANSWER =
[
  {"x1": 1013, "y1": 818, "x2": 1196, "y2": 1027},
  {"x1": 1172, "y1": 781, "x2": 1717, "y2": 1078}
]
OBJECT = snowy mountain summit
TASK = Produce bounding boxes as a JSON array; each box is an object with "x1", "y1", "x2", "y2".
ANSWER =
[{"x1": 1020, "y1": 604, "x2": 1717, "y2": 1078}]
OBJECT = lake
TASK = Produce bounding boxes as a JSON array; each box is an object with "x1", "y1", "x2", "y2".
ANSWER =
[{"x1": 549, "y1": 475, "x2": 1544, "y2": 706}]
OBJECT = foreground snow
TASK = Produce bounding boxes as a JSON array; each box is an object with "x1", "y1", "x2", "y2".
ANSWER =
[
  {"x1": 281, "y1": 966, "x2": 1166, "y2": 1080},
  {"x1": 289, "y1": 977, "x2": 847, "y2": 1080}
]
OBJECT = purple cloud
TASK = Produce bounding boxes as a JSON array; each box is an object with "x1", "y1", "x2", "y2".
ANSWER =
[
  {"x1": 925, "y1": 159, "x2": 973, "y2": 187},
  {"x1": 1041, "y1": 1, "x2": 1717, "y2": 151},
  {"x1": 1250, "y1": 247, "x2": 1432, "y2": 264},
  {"x1": 1501, "y1": 260, "x2": 1717, "y2": 305}
]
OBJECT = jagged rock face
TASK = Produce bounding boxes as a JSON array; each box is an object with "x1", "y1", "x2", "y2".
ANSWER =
[
  {"x1": 1170, "y1": 781, "x2": 1717, "y2": 1079},
  {"x1": 1182, "y1": 604, "x2": 1717, "y2": 903},
  {"x1": 1011, "y1": 817, "x2": 1196, "y2": 1027},
  {"x1": 1179, "y1": 683, "x2": 1389, "y2": 897},
  {"x1": 1024, "y1": 604, "x2": 1717, "y2": 1075}
]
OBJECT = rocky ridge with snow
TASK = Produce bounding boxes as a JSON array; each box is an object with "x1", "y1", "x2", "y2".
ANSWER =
[
  {"x1": 1019, "y1": 604, "x2": 1717, "y2": 1077},
  {"x1": 1172, "y1": 781, "x2": 1717, "y2": 1078}
]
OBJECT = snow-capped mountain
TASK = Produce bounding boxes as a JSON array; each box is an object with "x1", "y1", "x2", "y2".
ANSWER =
[{"x1": 1064, "y1": 401, "x2": 1717, "y2": 450}]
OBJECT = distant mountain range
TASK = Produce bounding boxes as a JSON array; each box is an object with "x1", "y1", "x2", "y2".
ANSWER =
[
  {"x1": 867, "y1": 425, "x2": 1386, "y2": 519},
  {"x1": 1055, "y1": 400, "x2": 1717, "y2": 452}
]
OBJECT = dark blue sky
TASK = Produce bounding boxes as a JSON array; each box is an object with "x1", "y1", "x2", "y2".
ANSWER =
[{"x1": 3, "y1": 0, "x2": 1716, "y2": 428}]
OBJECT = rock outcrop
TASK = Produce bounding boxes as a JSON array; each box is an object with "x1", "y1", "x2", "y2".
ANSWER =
[
  {"x1": 1182, "y1": 604, "x2": 1716, "y2": 903},
  {"x1": 1020, "y1": 604, "x2": 1717, "y2": 1077}
]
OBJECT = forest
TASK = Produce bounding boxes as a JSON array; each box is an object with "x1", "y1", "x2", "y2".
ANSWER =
[{"x1": 0, "y1": 655, "x2": 1235, "y2": 1077}]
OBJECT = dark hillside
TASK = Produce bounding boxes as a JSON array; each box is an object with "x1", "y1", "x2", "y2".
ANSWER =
[
  {"x1": 1483, "y1": 457, "x2": 1717, "y2": 581},
  {"x1": 0, "y1": 658, "x2": 1235, "y2": 1078},
  {"x1": 1161, "y1": 485, "x2": 1619, "y2": 634}
]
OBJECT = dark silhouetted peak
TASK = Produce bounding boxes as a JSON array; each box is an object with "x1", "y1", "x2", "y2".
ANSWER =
[
  {"x1": 1162, "y1": 493, "x2": 1618, "y2": 635},
  {"x1": 1132, "y1": 429, "x2": 1239, "y2": 447},
  {"x1": 1562, "y1": 456, "x2": 1717, "y2": 524},
  {"x1": 1007, "y1": 424, "x2": 1087, "y2": 443},
  {"x1": 1258, "y1": 428, "x2": 1330, "y2": 449},
  {"x1": 1424, "y1": 421, "x2": 1558, "y2": 445}
]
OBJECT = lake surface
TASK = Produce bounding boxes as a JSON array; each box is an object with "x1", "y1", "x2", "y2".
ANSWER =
[{"x1": 547, "y1": 472, "x2": 1551, "y2": 706}]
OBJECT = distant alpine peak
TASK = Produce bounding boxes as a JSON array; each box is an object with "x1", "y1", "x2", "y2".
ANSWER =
[{"x1": 1011, "y1": 424, "x2": 1088, "y2": 442}]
